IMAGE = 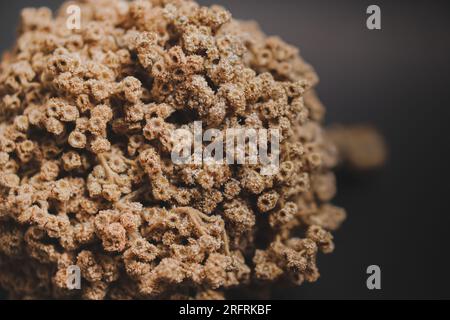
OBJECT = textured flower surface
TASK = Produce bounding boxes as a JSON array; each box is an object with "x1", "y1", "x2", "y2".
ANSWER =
[{"x1": 0, "y1": 0, "x2": 346, "y2": 299}]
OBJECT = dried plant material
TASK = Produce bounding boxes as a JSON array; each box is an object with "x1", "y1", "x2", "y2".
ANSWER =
[
  {"x1": 0, "y1": 0, "x2": 346, "y2": 300},
  {"x1": 327, "y1": 125, "x2": 387, "y2": 171}
]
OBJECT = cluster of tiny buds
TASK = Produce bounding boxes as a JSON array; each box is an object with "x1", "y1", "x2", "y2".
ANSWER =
[{"x1": 0, "y1": 0, "x2": 345, "y2": 300}]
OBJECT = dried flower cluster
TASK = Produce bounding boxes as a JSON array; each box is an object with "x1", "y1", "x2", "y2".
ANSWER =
[{"x1": 0, "y1": 0, "x2": 346, "y2": 299}]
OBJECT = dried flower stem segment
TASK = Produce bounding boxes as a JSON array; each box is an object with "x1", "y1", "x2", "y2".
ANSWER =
[
  {"x1": 0, "y1": 0, "x2": 345, "y2": 300},
  {"x1": 327, "y1": 125, "x2": 387, "y2": 171}
]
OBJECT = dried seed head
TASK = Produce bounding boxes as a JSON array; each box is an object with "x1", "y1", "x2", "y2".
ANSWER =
[{"x1": 0, "y1": 0, "x2": 346, "y2": 300}]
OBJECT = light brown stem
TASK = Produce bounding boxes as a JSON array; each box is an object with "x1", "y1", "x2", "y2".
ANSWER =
[{"x1": 98, "y1": 153, "x2": 116, "y2": 183}]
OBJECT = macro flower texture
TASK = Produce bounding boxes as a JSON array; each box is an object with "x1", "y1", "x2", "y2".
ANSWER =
[{"x1": 0, "y1": 0, "x2": 346, "y2": 300}]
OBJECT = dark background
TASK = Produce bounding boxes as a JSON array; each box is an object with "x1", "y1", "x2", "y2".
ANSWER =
[{"x1": 0, "y1": 0, "x2": 449, "y2": 299}]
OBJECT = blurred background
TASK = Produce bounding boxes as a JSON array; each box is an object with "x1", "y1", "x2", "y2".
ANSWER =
[{"x1": 0, "y1": 0, "x2": 449, "y2": 299}]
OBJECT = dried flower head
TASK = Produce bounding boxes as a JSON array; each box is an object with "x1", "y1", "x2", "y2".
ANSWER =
[{"x1": 0, "y1": 0, "x2": 346, "y2": 300}]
